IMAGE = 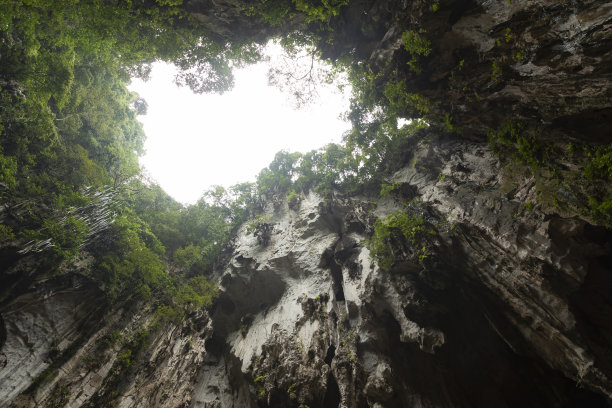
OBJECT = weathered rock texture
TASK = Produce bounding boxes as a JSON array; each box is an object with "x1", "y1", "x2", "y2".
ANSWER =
[
  {"x1": 1, "y1": 0, "x2": 611, "y2": 407},
  {"x1": 0, "y1": 264, "x2": 212, "y2": 408},
  {"x1": 3, "y1": 146, "x2": 611, "y2": 406},
  {"x1": 360, "y1": 0, "x2": 612, "y2": 137},
  {"x1": 0, "y1": 274, "x2": 104, "y2": 404},
  {"x1": 5, "y1": 133, "x2": 610, "y2": 407},
  {"x1": 192, "y1": 138, "x2": 612, "y2": 406}
]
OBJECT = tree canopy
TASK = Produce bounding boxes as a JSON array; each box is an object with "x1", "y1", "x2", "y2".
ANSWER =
[
  {"x1": 0, "y1": 0, "x2": 435, "y2": 316},
  {"x1": 2, "y1": 0, "x2": 609, "y2": 326}
]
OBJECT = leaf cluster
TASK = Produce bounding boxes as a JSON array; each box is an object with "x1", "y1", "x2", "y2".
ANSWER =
[{"x1": 368, "y1": 211, "x2": 436, "y2": 270}]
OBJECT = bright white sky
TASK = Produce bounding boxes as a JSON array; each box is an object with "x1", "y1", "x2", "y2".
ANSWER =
[{"x1": 128, "y1": 43, "x2": 351, "y2": 204}]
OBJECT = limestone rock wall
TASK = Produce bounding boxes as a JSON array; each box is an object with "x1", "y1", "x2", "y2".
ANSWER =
[
  {"x1": 0, "y1": 0, "x2": 611, "y2": 406},
  {"x1": 193, "y1": 136, "x2": 611, "y2": 407},
  {"x1": 1, "y1": 141, "x2": 610, "y2": 408},
  {"x1": 0, "y1": 274, "x2": 104, "y2": 405},
  {"x1": 362, "y1": 0, "x2": 612, "y2": 137},
  {"x1": 0, "y1": 269, "x2": 212, "y2": 408}
]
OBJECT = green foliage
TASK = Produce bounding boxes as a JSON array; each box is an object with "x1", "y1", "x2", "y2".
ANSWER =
[
  {"x1": 117, "y1": 349, "x2": 133, "y2": 368},
  {"x1": 23, "y1": 217, "x2": 88, "y2": 260},
  {"x1": 402, "y1": 30, "x2": 432, "y2": 55},
  {"x1": 0, "y1": 224, "x2": 15, "y2": 242},
  {"x1": 368, "y1": 211, "x2": 435, "y2": 270},
  {"x1": 584, "y1": 145, "x2": 612, "y2": 222},
  {"x1": 174, "y1": 244, "x2": 203, "y2": 270},
  {"x1": 491, "y1": 60, "x2": 502, "y2": 82},
  {"x1": 154, "y1": 304, "x2": 185, "y2": 325},
  {"x1": 175, "y1": 275, "x2": 219, "y2": 311},
  {"x1": 383, "y1": 79, "x2": 430, "y2": 118},
  {"x1": 287, "y1": 382, "x2": 298, "y2": 399},
  {"x1": 244, "y1": 0, "x2": 349, "y2": 25},
  {"x1": 0, "y1": 0, "x2": 256, "y2": 311},
  {"x1": 309, "y1": 143, "x2": 351, "y2": 195},
  {"x1": 504, "y1": 28, "x2": 512, "y2": 43},
  {"x1": 244, "y1": 0, "x2": 292, "y2": 26},
  {"x1": 491, "y1": 123, "x2": 611, "y2": 226},
  {"x1": 584, "y1": 145, "x2": 612, "y2": 182},
  {"x1": 443, "y1": 113, "x2": 455, "y2": 131},
  {"x1": 588, "y1": 194, "x2": 612, "y2": 221},
  {"x1": 488, "y1": 121, "x2": 554, "y2": 168},
  {"x1": 128, "y1": 328, "x2": 150, "y2": 355},
  {"x1": 0, "y1": 0, "x2": 268, "y2": 233},
  {"x1": 246, "y1": 214, "x2": 272, "y2": 235},
  {"x1": 379, "y1": 182, "x2": 401, "y2": 198},
  {"x1": 0, "y1": 0, "x2": 427, "y2": 353},
  {"x1": 514, "y1": 50, "x2": 525, "y2": 62},
  {"x1": 401, "y1": 30, "x2": 431, "y2": 74},
  {"x1": 287, "y1": 189, "x2": 300, "y2": 208},
  {"x1": 49, "y1": 217, "x2": 88, "y2": 259},
  {"x1": 294, "y1": 0, "x2": 349, "y2": 23},
  {"x1": 257, "y1": 151, "x2": 301, "y2": 195},
  {"x1": 337, "y1": 62, "x2": 431, "y2": 189},
  {"x1": 92, "y1": 212, "x2": 169, "y2": 301},
  {"x1": 105, "y1": 330, "x2": 124, "y2": 348},
  {"x1": 0, "y1": 149, "x2": 18, "y2": 189}
]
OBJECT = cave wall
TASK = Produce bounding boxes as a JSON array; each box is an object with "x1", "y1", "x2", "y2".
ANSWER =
[
  {"x1": 358, "y1": 0, "x2": 611, "y2": 137},
  {"x1": 190, "y1": 134, "x2": 611, "y2": 407},
  {"x1": 0, "y1": 0, "x2": 611, "y2": 406},
  {"x1": 2, "y1": 144, "x2": 610, "y2": 406}
]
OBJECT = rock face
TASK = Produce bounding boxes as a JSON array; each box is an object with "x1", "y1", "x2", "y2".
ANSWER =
[
  {"x1": 0, "y1": 274, "x2": 104, "y2": 404},
  {"x1": 1, "y1": 143, "x2": 611, "y2": 407},
  {"x1": 354, "y1": 0, "x2": 612, "y2": 137},
  {"x1": 0, "y1": 265, "x2": 212, "y2": 408},
  {"x1": 1, "y1": 0, "x2": 611, "y2": 407},
  {"x1": 192, "y1": 133, "x2": 611, "y2": 407},
  {"x1": 6, "y1": 133, "x2": 610, "y2": 407}
]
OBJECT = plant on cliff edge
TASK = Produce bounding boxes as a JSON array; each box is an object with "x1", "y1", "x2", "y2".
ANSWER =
[
  {"x1": 402, "y1": 29, "x2": 432, "y2": 74},
  {"x1": 368, "y1": 210, "x2": 436, "y2": 270}
]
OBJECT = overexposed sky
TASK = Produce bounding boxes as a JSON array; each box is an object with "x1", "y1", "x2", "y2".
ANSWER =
[{"x1": 128, "y1": 44, "x2": 351, "y2": 204}]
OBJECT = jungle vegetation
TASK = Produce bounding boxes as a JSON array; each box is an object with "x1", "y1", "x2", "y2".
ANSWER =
[
  {"x1": 1, "y1": 0, "x2": 610, "y2": 326},
  {"x1": 0, "y1": 0, "x2": 430, "y2": 312}
]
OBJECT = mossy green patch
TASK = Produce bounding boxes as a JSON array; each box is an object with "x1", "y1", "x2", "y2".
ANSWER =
[
  {"x1": 379, "y1": 182, "x2": 402, "y2": 198},
  {"x1": 491, "y1": 122, "x2": 612, "y2": 227},
  {"x1": 402, "y1": 30, "x2": 432, "y2": 74},
  {"x1": 368, "y1": 211, "x2": 436, "y2": 270},
  {"x1": 491, "y1": 60, "x2": 502, "y2": 82},
  {"x1": 488, "y1": 121, "x2": 556, "y2": 169}
]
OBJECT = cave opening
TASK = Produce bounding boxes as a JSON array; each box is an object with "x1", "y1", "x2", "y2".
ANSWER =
[
  {"x1": 324, "y1": 344, "x2": 336, "y2": 366},
  {"x1": 128, "y1": 41, "x2": 351, "y2": 204},
  {"x1": 323, "y1": 372, "x2": 341, "y2": 408},
  {"x1": 204, "y1": 332, "x2": 224, "y2": 356},
  {"x1": 330, "y1": 263, "x2": 345, "y2": 302}
]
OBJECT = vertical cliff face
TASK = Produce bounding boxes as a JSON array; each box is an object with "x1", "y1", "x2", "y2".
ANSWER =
[
  {"x1": 334, "y1": 0, "x2": 610, "y2": 137},
  {"x1": 2, "y1": 145, "x2": 610, "y2": 407},
  {"x1": 0, "y1": 265, "x2": 213, "y2": 408},
  {"x1": 191, "y1": 132, "x2": 610, "y2": 407},
  {"x1": 0, "y1": 274, "x2": 104, "y2": 405},
  {"x1": 1, "y1": 0, "x2": 611, "y2": 407}
]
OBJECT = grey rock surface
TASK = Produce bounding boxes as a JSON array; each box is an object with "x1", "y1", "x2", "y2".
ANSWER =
[
  {"x1": 1, "y1": 0, "x2": 611, "y2": 406},
  {"x1": 1, "y1": 139, "x2": 610, "y2": 407}
]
